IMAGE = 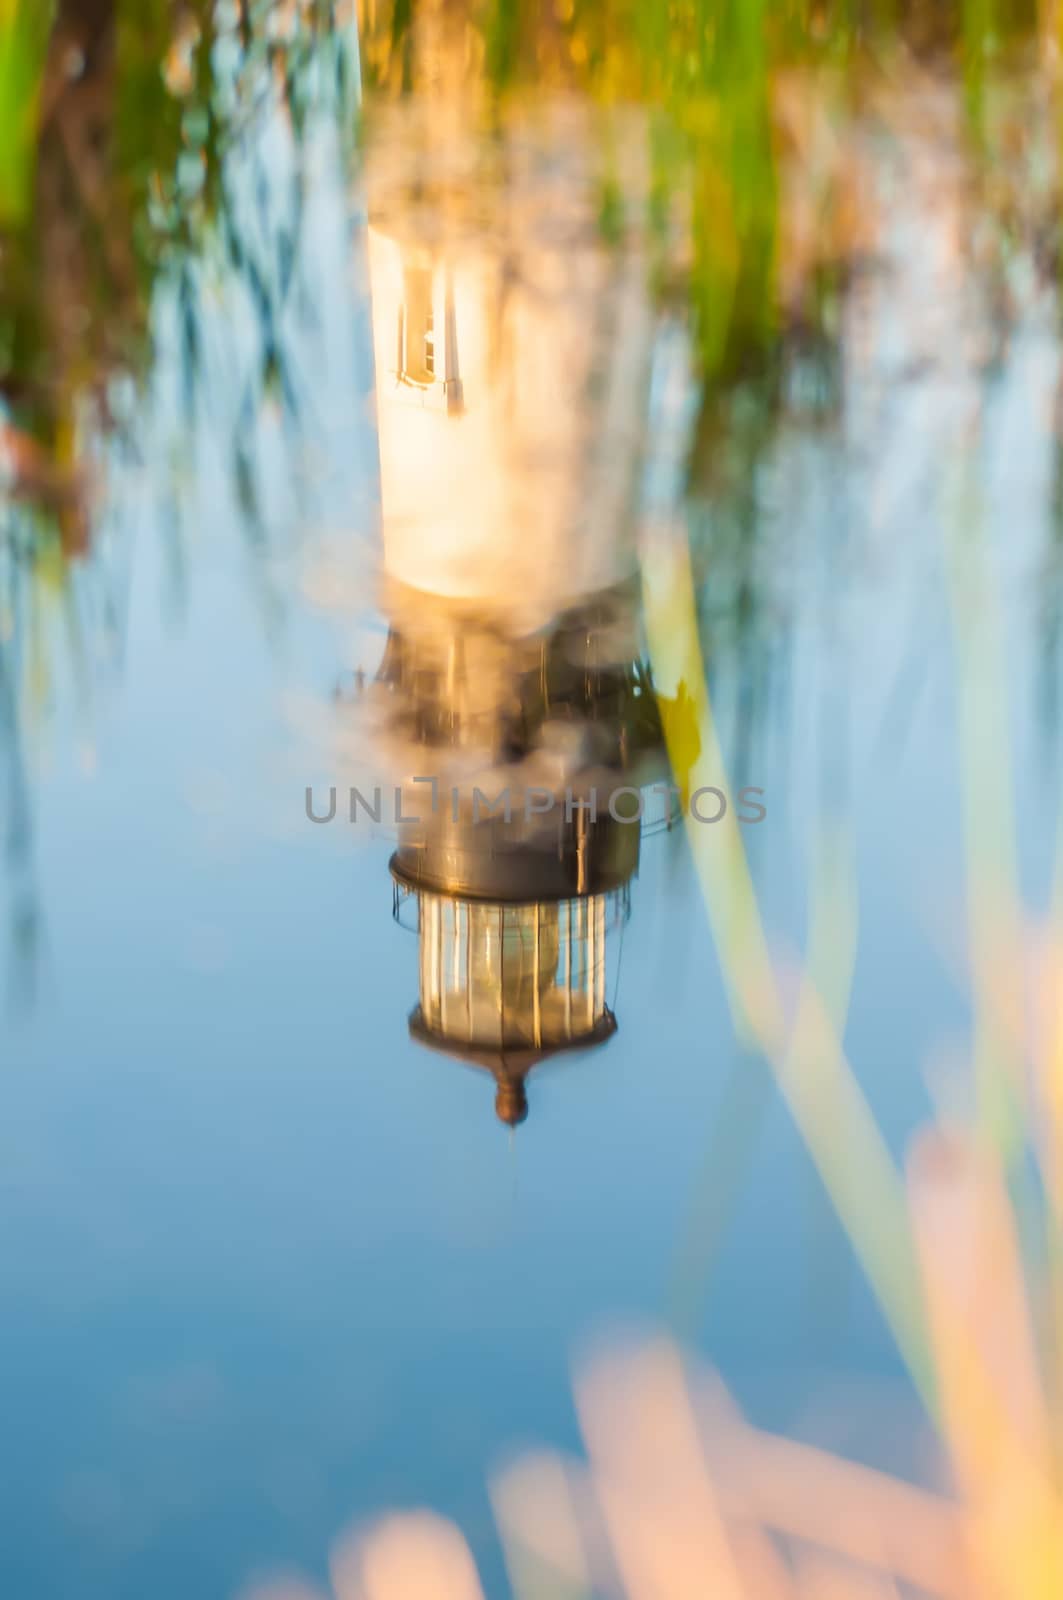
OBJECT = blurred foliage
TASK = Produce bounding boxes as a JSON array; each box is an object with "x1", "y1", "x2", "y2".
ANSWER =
[
  {"x1": 0, "y1": 0, "x2": 358, "y2": 555},
  {"x1": 0, "y1": 0, "x2": 360, "y2": 1002},
  {"x1": 0, "y1": 0, "x2": 55, "y2": 226},
  {"x1": 357, "y1": 0, "x2": 1048, "y2": 397},
  {"x1": 0, "y1": 0, "x2": 1053, "y2": 555}
]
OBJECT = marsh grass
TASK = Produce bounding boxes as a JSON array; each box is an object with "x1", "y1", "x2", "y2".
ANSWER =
[{"x1": 0, "y1": 0, "x2": 55, "y2": 225}]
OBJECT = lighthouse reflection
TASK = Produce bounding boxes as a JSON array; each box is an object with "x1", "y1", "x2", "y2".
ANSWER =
[
  {"x1": 364, "y1": 77, "x2": 667, "y2": 1124},
  {"x1": 378, "y1": 582, "x2": 664, "y2": 1127}
]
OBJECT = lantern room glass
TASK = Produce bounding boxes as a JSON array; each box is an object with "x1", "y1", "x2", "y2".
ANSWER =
[{"x1": 417, "y1": 894, "x2": 612, "y2": 1051}]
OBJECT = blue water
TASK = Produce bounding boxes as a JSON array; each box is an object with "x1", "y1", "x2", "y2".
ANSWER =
[{"x1": 3, "y1": 22, "x2": 1061, "y2": 1600}]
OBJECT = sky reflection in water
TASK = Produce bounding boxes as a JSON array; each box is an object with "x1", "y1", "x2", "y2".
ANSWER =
[{"x1": 1, "y1": 4, "x2": 1062, "y2": 1597}]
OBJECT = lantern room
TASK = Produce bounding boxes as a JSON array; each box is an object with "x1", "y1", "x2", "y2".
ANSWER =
[
  {"x1": 390, "y1": 795, "x2": 637, "y2": 1127},
  {"x1": 398, "y1": 886, "x2": 628, "y2": 1127},
  {"x1": 414, "y1": 891, "x2": 619, "y2": 1052}
]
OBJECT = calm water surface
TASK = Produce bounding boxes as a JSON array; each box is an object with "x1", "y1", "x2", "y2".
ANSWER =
[{"x1": 1, "y1": 7, "x2": 1060, "y2": 1596}]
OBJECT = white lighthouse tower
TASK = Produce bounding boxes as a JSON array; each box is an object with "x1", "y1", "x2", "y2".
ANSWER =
[
  {"x1": 364, "y1": 64, "x2": 656, "y2": 632},
  {"x1": 361, "y1": 52, "x2": 665, "y2": 1123}
]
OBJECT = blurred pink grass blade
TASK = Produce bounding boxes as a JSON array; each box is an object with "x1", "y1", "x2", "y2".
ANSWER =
[
  {"x1": 574, "y1": 1336, "x2": 965, "y2": 1597},
  {"x1": 491, "y1": 1451, "x2": 597, "y2": 1600},
  {"x1": 240, "y1": 1336, "x2": 976, "y2": 1600},
  {"x1": 722, "y1": 1522, "x2": 794, "y2": 1600},
  {"x1": 574, "y1": 1337, "x2": 748, "y2": 1600},
  {"x1": 330, "y1": 1511, "x2": 486, "y2": 1600},
  {"x1": 907, "y1": 1130, "x2": 1063, "y2": 1598},
  {"x1": 1028, "y1": 920, "x2": 1063, "y2": 1218},
  {"x1": 693, "y1": 1391, "x2": 969, "y2": 1595},
  {"x1": 792, "y1": 1554, "x2": 902, "y2": 1599},
  {"x1": 493, "y1": 1430, "x2": 793, "y2": 1600}
]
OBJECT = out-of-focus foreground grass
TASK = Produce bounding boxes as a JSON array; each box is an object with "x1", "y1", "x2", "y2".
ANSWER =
[
  {"x1": 633, "y1": 531, "x2": 1063, "y2": 1598},
  {"x1": 240, "y1": 1243, "x2": 1060, "y2": 1596},
  {"x1": 243, "y1": 520, "x2": 1063, "y2": 1592}
]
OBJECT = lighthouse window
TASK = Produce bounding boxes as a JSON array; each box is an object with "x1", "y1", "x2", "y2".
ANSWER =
[{"x1": 400, "y1": 264, "x2": 437, "y2": 387}]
